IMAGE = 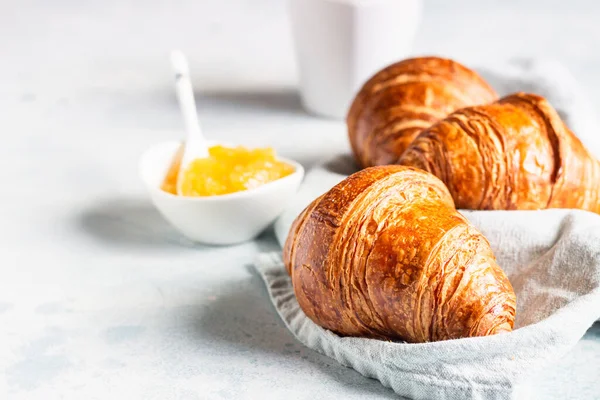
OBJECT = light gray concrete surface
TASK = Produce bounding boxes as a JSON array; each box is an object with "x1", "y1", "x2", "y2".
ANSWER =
[{"x1": 0, "y1": 0, "x2": 599, "y2": 398}]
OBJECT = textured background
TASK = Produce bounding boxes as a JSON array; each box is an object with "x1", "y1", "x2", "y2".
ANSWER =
[{"x1": 1, "y1": 0, "x2": 599, "y2": 399}]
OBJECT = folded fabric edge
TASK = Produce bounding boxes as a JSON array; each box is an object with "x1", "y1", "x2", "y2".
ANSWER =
[{"x1": 253, "y1": 252, "x2": 600, "y2": 394}]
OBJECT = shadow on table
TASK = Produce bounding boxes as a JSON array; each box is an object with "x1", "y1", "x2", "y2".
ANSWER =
[
  {"x1": 75, "y1": 196, "x2": 199, "y2": 251},
  {"x1": 192, "y1": 268, "x2": 400, "y2": 399},
  {"x1": 582, "y1": 321, "x2": 600, "y2": 341},
  {"x1": 322, "y1": 153, "x2": 361, "y2": 175},
  {"x1": 196, "y1": 88, "x2": 307, "y2": 117}
]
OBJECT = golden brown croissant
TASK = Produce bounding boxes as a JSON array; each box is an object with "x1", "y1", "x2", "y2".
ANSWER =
[
  {"x1": 399, "y1": 92, "x2": 600, "y2": 213},
  {"x1": 283, "y1": 165, "x2": 516, "y2": 343},
  {"x1": 347, "y1": 57, "x2": 498, "y2": 168}
]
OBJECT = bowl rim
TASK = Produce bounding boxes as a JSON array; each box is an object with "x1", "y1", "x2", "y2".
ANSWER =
[{"x1": 139, "y1": 140, "x2": 305, "y2": 202}]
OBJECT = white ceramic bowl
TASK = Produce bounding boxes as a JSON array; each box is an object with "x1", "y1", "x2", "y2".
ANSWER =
[{"x1": 139, "y1": 141, "x2": 304, "y2": 245}]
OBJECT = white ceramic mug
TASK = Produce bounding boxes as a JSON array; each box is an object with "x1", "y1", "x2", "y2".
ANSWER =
[{"x1": 289, "y1": 0, "x2": 422, "y2": 119}]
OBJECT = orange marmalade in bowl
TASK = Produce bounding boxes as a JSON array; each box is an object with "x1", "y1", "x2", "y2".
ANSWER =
[{"x1": 162, "y1": 145, "x2": 295, "y2": 197}]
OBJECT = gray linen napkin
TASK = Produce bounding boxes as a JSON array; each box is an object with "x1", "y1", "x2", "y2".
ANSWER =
[{"x1": 253, "y1": 59, "x2": 600, "y2": 399}]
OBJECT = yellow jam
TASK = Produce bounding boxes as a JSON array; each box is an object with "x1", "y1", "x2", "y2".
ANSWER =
[{"x1": 162, "y1": 144, "x2": 295, "y2": 197}]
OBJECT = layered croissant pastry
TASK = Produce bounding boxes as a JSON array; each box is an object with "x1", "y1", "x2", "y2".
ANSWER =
[
  {"x1": 284, "y1": 56, "x2": 600, "y2": 342},
  {"x1": 284, "y1": 166, "x2": 516, "y2": 342},
  {"x1": 399, "y1": 93, "x2": 600, "y2": 213},
  {"x1": 347, "y1": 57, "x2": 497, "y2": 168}
]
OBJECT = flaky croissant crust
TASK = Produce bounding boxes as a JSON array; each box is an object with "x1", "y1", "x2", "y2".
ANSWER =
[
  {"x1": 347, "y1": 57, "x2": 498, "y2": 169},
  {"x1": 284, "y1": 166, "x2": 516, "y2": 343},
  {"x1": 400, "y1": 92, "x2": 600, "y2": 213}
]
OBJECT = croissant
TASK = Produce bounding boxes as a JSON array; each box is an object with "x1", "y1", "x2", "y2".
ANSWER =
[
  {"x1": 347, "y1": 57, "x2": 498, "y2": 168},
  {"x1": 399, "y1": 92, "x2": 600, "y2": 213},
  {"x1": 283, "y1": 165, "x2": 516, "y2": 342}
]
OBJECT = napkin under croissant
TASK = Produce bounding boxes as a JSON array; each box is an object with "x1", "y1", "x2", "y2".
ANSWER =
[{"x1": 284, "y1": 56, "x2": 600, "y2": 343}]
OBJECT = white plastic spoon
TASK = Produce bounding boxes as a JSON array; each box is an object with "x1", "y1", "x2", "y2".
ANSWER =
[{"x1": 170, "y1": 50, "x2": 209, "y2": 195}]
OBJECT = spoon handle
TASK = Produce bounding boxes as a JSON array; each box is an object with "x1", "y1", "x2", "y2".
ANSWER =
[{"x1": 171, "y1": 50, "x2": 209, "y2": 163}]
